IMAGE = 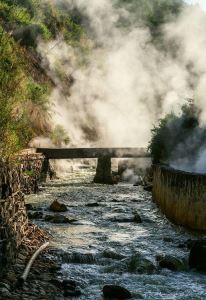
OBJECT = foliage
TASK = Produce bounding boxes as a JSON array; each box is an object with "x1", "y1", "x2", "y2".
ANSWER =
[
  {"x1": 0, "y1": 0, "x2": 87, "y2": 157},
  {"x1": 50, "y1": 125, "x2": 70, "y2": 147},
  {"x1": 0, "y1": 27, "x2": 50, "y2": 158},
  {"x1": 148, "y1": 100, "x2": 202, "y2": 164}
]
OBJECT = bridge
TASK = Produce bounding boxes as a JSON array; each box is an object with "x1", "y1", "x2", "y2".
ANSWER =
[{"x1": 36, "y1": 147, "x2": 150, "y2": 184}]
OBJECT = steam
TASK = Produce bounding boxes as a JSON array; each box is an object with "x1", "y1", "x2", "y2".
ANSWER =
[{"x1": 35, "y1": 1, "x2": 206, "y2": 171}]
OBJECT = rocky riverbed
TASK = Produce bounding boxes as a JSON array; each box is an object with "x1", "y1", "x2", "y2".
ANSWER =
[{"x1": 5, "y1": 166, "x2": 206, "y2": 300}]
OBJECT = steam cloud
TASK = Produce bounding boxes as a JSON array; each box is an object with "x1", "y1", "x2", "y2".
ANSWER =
[{"x1": 34, "y1": 1, "x2": 206, "y2": 171}]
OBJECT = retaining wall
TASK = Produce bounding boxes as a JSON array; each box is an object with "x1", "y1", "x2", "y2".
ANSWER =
[
  {"x1": 0, "y1": 154, "x2": 44, "y2": 273},
  {"x1": 152, "y1": 165, "x2": 206, "y2": 231}
]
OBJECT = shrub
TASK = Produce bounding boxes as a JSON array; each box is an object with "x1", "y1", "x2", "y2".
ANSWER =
[{"x1": 148, "y1": 99, "x2": 202, "y2": 164}]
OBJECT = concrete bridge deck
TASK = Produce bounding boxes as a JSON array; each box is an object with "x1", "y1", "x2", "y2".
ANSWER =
[
  {"x1": 36, "y1": 147, "x2": 150, "y2": 184},
  {"x1": 36, "y1": 147, "x2": 149, "y2": 159}
]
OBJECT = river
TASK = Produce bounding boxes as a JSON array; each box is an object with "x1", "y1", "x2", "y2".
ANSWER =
[{"x1": 26, "y1": 165, "x2": 206, "y2": 300}]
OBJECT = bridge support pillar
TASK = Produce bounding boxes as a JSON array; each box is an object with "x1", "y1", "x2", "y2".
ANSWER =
[
  {"x1": 94, "y1": 156, "x2": 113, "y2": 184},
  {"x1": 40, "y1": 158, "x2": 50, "y2": 182}
]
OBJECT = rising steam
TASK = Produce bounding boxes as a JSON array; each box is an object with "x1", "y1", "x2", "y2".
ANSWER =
[{"x1": 34, "y1": 1, "x2": 206, "y2": 166}]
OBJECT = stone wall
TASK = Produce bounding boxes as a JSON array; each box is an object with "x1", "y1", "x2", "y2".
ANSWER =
[
  {"x1": 153, "y1": 165, "x2": 206, "y2": 231},
  {"x1": 0, "y1": 154, "x2": 44, "y2": 273}
]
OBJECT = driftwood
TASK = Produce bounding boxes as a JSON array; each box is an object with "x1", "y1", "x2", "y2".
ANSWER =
[{"x1": 18, "y1": 242, "x2": 49, "y2": 286}]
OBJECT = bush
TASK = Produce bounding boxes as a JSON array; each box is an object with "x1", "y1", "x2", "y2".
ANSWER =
[{"x1": 148, "y1": 99, "x2": 202, "y2": 164}]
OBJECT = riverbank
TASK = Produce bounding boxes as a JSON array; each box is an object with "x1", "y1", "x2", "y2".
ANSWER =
[{"x1": 0, "y1": 245, "x2": 62, "y2": 300}]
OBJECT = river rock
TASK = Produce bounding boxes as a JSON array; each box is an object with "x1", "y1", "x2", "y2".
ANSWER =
[
  {"x1": 158, "y1": 255, "x2": 185, "y2": 271},
  {"x1": 45, "y1": 214, "x2": 76, "y2": 224},
  {"x1": 86, "y1": 202, "x2": 99, "y2": 207},
  {"x1": 28, "y1": 211, "x2": 43, "y2": 219},
  {"x1": 62, "y1": 251, "x2": 96, "y2": 264},
  {"x1": 103, "y1": 285, "x2": 132, "y2": 299},
  {"x1": 110, "y1": 213, "x2": 142, "y2": 223},
  {"x1": 127, "y1": 253, "x2": 156, "y2": 274},
  {"x1": 63, "y1": 279, "x2": 81, "y2": 297},
  {"x1": 25, "y1": 203, "x2": 33, "y2": 210},
  {"x1": 133, "y1": 212, "x2": 142, "y2": 223},
  {"x1": 189, "y1": 240, "x2": 206, "y2": 270},
  {"x1": 64, "y1": 289, "x2": 81, "y2": 297},
  {"x1": 144, "y1": 185, "x2": 153, "y2": 192},
  {"x1": 102, "y1": 249, "x2": 126, "y2": 260},
  {"x1": 49, "y1": 199, "x2": 68, "y2": 212},
  {"x1": 62, "y1": 279, "x2": 77, "y2": 289}
]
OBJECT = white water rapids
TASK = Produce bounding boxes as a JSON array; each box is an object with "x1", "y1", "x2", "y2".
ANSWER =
[{"x1": 26, "y1": 166, "x2": 206, "y2": 299}]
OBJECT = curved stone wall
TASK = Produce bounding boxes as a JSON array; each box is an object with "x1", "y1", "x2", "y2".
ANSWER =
[{"x1": 152, "y1": 165, "x2": 206, "y2": 231}]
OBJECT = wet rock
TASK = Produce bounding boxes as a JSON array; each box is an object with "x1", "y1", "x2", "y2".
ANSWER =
[
  {"x1": 62, "y1": 251, "x2": 96, "y2": 264},
  {"x1": 158, "y1": 255, "x2": 186, "y2": 271},
  {"x1": 111, "y1": 199, "x2": 119, "y2": 203},
  {"x1": 48, "y1": 264, "x2": 62, "y2": 273},
  {"x1": 103, "y1": 249, "x2": 126, "y2": 260},
  {"x1": 25, "y1": 203, "x2": 33, "y2": 210},
  {"x1": 57, "y1": 279, "x2": 81, "y2": 297},
  {"x1": 133, "y1": 212, "x2": 142, "y2": 223},
  {"x1": 86, "y1": 202, "x2": 99, "y2": 207},
  {"x1": 189, "y1": 240, "x2": 206, "y2": 271},
  {"x1": 163, "y1": 237, "x2": 173, "y2": 243},
  {"x1": 62, "y1": 279, "x2": 77, "y2": 289},
  {"x1": 111, "y1": 217, "x2": 133, "y2": 223},
  {"x1": 111, "y1": 213, "x2": 142, "y2": 224},
  {"x1": 49, "y1": 199, "x2": 68, "y2": 212},
  {"x1": 28, "y1": 211, "x2": 43, "y2": 219},
  {"x1": 45, "y1": 214, "x2": 76, "y2": 224},
  {"x1": 186, "y1": 239, "x2": 199, "y2": 250},
  {"x1": 144, "y1": 185, "x2": 153, "y2": 192},
  {"x1": 127, "y1": 253, "x2": 156, "y2": 274},
  {"x1": 64, "y1": 289, "x2": 81, "y2": 297},
  {"x1": 103, "y1": 285, "x2": 132, "y2": 299}
]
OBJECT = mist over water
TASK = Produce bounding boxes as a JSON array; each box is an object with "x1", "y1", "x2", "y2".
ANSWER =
[{"x1": 33, "y1": 1, "x2": 206, "y2": 171}]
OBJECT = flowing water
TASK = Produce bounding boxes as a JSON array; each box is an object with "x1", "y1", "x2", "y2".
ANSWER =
[{"x1": 26, "y1": 166, "x2": 206, "y2": 300}]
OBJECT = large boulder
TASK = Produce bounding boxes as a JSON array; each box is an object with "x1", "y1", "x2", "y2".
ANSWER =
[
  {"x1": 189, "y1": 240, "x2": 206, "y2": 271},
  {"x1": 49, "y1": 200, "x2": 68, "y2": 212},
  {"x1": 103, "y1": 285, "x2": 132, "y2": 299}
]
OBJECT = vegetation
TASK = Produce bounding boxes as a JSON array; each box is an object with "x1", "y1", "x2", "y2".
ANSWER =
[
  {"x1": 117, "y1": 0, "x2": 184, "y2": 34},
  {"x1": 0, "y1": 0, "x2": 85, "y2": 158},
  {"x1": 50, "y1": 125, "x2": 70, "y2": 147},
  {"x1": 148, "y1": 100, "x2": 206, "y2": 164}
]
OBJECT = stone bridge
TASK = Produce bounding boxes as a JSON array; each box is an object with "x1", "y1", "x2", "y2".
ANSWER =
[{"x1": 36, "y1": 148, "x2": 150, "y2": 184}]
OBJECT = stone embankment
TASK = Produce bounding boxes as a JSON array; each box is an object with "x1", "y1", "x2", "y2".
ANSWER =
[
  {"x1": 153, "y1": 165, "x2": 206, "y2": 231},
  {"x1": 0, "y1": 153, "x2": 44, "y2": 272}
]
